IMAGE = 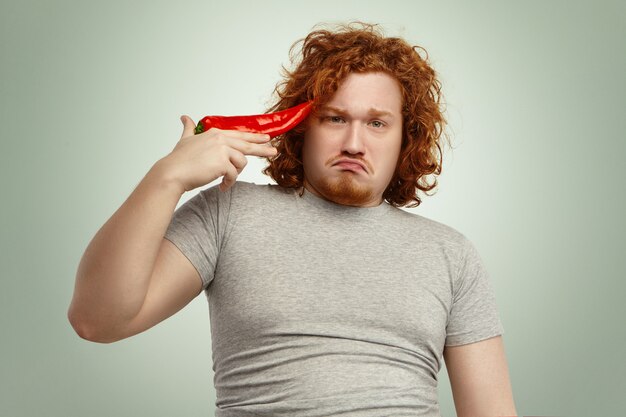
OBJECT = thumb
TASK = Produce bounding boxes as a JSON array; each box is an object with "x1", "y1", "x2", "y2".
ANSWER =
[{"x1": 180, "y1": 115, "x2": 196, "y2": 139}]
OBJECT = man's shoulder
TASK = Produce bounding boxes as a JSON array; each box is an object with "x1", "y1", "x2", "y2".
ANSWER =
[
  {"x1": 225, "y1": 180, "x2": 295, "y2": 208},
  {"x1": 190, "y1": 180, "x2": 290, "y2": 208},
  {"x1": 393, "y1": 207, "x2": 469, "y2": 246},
  {"x1": 230, "y1": 180, "x2": 291, "y2": 197}
]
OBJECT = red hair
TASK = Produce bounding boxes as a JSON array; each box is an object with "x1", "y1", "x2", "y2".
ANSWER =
[{"x1": 262, "y1": 22, "x2": 451, "y2": 208}]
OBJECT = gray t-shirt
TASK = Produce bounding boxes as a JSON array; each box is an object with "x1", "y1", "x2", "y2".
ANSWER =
[{"x1": 164, "y1": 180, "x2": 504, "y2": 417}]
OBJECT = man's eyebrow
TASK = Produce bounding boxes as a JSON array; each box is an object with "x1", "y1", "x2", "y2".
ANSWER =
[{"x1": 320, "y1": 105, "x2": 395, "y2": 119}]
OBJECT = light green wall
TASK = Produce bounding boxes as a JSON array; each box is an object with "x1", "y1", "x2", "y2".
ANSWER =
[{"x1": 1, "y1": 1, "x2": 624, "y2": 416}]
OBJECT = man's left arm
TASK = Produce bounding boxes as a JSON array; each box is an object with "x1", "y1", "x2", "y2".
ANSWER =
[{"x1": 443, "y1": 335, "x2": 517, "y2": 417}]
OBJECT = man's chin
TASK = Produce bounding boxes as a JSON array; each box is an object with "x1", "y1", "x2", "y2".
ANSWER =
[{"x1": 317, "y1": 174, "x2": 374, "y2": 207}]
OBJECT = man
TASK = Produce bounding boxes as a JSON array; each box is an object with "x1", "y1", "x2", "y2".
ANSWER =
[{"x1": 68, "y1": 22, "x2": 517, "y2": 417}]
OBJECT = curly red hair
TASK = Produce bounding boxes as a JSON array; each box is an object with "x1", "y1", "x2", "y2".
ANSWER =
[{"x1": 262, "y1": 22, "x2": 450, "y2": 208}]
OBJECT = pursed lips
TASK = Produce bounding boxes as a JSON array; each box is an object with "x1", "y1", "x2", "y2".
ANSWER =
[{"x1": 332, "y1": 159, "x2": 367, "y2": 173}]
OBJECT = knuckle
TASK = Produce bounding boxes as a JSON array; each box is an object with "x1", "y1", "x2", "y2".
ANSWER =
[{"x1": 216, "y1": 142, "x2": 231, "y2": 157}]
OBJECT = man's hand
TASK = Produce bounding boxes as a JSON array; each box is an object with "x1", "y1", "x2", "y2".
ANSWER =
[{"x1": 156, "y1": 116, "x2": 278, "y2": 193}]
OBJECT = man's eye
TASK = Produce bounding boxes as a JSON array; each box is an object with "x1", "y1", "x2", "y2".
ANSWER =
[
  {"x1": 370, "y1": 120, "x2": 385, "y2": 128},
  {"x1": 327, "y1": 116, "x2": 344, "y2": 123}
]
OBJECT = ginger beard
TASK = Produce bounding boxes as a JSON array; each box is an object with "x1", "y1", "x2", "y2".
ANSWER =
[{"x1": 307, "y1": 168, "x2": 375, "y2": 207}]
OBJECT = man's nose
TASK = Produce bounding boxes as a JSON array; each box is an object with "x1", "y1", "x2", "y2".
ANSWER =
[{"x1": 340, "y1": 122, "x2": 366, "y2": 155}]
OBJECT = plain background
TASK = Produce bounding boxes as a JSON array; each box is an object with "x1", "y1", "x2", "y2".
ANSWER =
[{"x1": 1, "y1": 1, "x2": 624, "y2": 416}]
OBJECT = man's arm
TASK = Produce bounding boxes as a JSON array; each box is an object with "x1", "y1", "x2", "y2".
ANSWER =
[
  {"x1": 67, "y1": 163, "x2": 199, "y2": 343},
  {"x1": 67, "y1": 117, "x2": 277, "y2": 343},
  {"x1": 443, "y1": 335, "x2": 517, "y2": 417}
]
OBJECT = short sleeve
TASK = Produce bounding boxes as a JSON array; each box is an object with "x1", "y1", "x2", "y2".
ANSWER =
[
  {"x1": 445, "y1": 237, "x2": 504, "y2": 346},
  {"x1": 163, "y1": 183, "x2": 233, "y2": 291}
]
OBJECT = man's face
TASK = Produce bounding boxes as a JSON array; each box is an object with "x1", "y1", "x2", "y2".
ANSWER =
[{"x1": 301, "y1": 71, "x2": 403, "y2": 207}]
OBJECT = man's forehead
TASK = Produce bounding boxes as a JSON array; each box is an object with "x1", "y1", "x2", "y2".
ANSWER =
[{"x1": 319, "y1": 104, "x2": 397, "y2": 118}]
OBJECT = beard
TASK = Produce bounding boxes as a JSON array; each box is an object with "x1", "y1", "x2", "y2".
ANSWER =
[{"x1": 308, "y1": 171, "x2": 377, "y2": 207}]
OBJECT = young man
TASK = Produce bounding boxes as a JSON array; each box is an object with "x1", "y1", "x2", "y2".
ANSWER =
[{"x1": 69, "y1": 23, "x2": 517, "y2": 417}]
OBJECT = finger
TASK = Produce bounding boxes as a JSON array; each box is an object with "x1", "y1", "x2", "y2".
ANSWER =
[
  {"x1": 228, "y1": 150, "x2": 249, "y2": 174},
  {"x1": 219, "y1": 163, "x2": 240, "y2": 192},
  {"x1": 211, "y1": 128, "x2": 271, "y2": 142},
  {"x1": 227, "y1": 137, "x2": 278, "y2": 157},
  {"x1": 180, "y1": 115, "x2": 197, "y2": 139}
]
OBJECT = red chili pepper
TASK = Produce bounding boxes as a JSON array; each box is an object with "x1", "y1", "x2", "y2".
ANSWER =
[{"x1": 194, "y1": 101, "x2": 313, "y2": 137}]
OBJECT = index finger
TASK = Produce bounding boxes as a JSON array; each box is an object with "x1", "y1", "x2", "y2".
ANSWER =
[
  {"x1": 207, "y1": 127, "x2": 271, "y2": 142},
  {"x1": 227, "y1": 136, "x2": 279, "y2": 158}
]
